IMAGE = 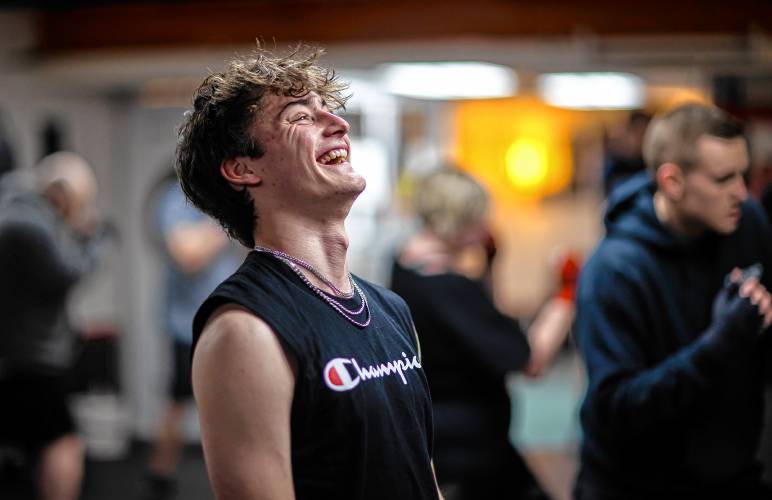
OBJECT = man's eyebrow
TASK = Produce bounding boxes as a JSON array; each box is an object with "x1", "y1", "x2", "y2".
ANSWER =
[
  {"x1": 712, "y1": 166, "x2": 747, "y2": 183},
  {"x1": 714, "y1": 172, "x2": 735, "y2": 183},
  {"x1": 277, "y1": 95, "x2": 326, "y2": 117}
]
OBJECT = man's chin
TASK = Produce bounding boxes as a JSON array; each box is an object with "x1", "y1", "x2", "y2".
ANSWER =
[
  {"x1": 714, "y1": 221, "x2": 739, "y2": 235},
  {"x1": 343, "y1": 181, "x2": 367, "y2": 202},
  {"x1": 354, "y1": 175, "x2": 366, "y2": 193},
  {"x1": 342, "y1": 170, "x2": 366, "y2": 193}
]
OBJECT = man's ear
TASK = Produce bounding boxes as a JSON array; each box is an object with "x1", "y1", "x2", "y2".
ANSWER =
[
  {"x1": 220, "y1": 157, "x2": 262, "y2": 189},
  {"x1": 44, "y1": 180, "x2": 73, "y2": 217},
  {"x1": 656, "y1": 162, "x2": 685, "y2": 201}
]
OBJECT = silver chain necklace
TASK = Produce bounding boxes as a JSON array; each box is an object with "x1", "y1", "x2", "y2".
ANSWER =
[
  {"x1": 254, "y1": 245, "x2": 354, "y2": 298},
  {"x1": 253, "y1": 245, "x2": 371, "y2": 328}
]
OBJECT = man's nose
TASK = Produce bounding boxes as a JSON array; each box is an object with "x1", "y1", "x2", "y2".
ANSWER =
[
  {"x1": 320, "y1": 110, "x2": 350, "y2": 136},
  {"x1": 734, "y1": 175, "x2": 749, "y2": 202}
]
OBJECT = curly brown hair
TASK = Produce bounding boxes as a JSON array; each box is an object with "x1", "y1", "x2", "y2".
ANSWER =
[{"x1": 175, "y1": 44, "x2": 350, "y2": 247}]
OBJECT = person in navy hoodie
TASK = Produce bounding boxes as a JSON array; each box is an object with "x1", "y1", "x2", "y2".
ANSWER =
[{"x1": 574, "y1": 103, "x2": 772, "y2": 500}]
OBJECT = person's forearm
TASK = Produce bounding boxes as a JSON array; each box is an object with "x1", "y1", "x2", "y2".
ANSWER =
[
  {"x1": 588, "y1": 331, "x2": 742, "y2": 433},
  {"x1": 168, "y1": 222, "x2": 229, "y2": 273},
  {"x1": 525, "y1": 298, "x2": 575, "y2": 376}
]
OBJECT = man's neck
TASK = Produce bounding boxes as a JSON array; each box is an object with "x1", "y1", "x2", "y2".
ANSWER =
[
  {"x1": 653, "y1": 190, "x2": 704, "y2": 238},
  {"x1": 254, "y1": 212, "x2": 352, "y2": 293}
]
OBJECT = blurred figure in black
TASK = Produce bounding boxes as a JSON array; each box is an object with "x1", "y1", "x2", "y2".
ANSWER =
[
  {"x1": 603, "y1": 110, "x2": 651, "y2": 196},
  {"x1": 0, "y1": 152, "x2": 109, "y2": 500},
  {"x1": 0, "y1": 123, "x2": 13, "y2": 179},
  {"x1": 575, "y1": 104, "x2": 772, "y2": 500},
  {"x1": 391, "y1": 168, "x2": 576, "y2": 500}
]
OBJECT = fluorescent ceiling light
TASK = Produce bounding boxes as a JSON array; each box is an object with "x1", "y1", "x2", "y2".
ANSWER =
[
  {"x1": 538, "y1": 72, "x2": 645, "y2": 109},
  {"x1": 380, "y1": 62, "x2": 518, "y2": 100}
]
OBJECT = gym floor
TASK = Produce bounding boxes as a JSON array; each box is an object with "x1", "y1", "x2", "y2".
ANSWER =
[{"x1": 0, "y1": 441, "x2": 213, "y2": 500}]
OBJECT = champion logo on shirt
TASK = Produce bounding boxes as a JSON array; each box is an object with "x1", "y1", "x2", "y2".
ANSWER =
[{"x1": 323, "y1": 352, "x2": 422, "y2": 392}]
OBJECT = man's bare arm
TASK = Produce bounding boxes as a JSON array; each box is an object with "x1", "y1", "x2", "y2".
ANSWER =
[{"x1": 192, "y1": 304, "x2": 296, "y2": 500}]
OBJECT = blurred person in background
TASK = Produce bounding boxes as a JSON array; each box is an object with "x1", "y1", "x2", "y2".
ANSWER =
[
  {"x1": 0, "y1": 110, "x2": 14, "y2": 179},
  {"x1": 747, "y1": 123, "x2": 772, "y2": 224},
  {"x1": 141, "y1": 171, "x2": 239, "y2": 500},
  {"x1": 747, "y1": 122, "x2": 772, "y2": 477},
  {"x1": 602, "y1": 110, "x2": 651, "y2": 196},
  {"x1": 0, "y1": 151, "x2": 110, "y2": 500},
  {"x1": 390, "y1": 167, "x2": 577, "y2": 500},
  {"x1": 574, "y1": 103, "x2": 772, "y2": 500},
  {"x1": 177, "y1": 45, "x2": 443, "y2": 499}
]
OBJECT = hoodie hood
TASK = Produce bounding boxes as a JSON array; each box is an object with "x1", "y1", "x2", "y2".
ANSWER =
[
  {"x1": 0, "y1": 170, "x2": 38, "y2": 209},
  {"x1": 0, "y1": 171, "x2": 60, "y2": 233},
  {"x1": 604, "y1": 171, "x2": 709, "y2": 252}
]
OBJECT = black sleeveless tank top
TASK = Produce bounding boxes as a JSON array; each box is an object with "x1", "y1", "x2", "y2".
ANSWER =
[{"x1": 192, "y1": 251, "x2": 439, "y2": 500}]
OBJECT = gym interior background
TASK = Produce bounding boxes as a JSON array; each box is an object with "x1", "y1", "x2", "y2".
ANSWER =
[{"x1": 1, "y1": 2, "x2": 771, "y2": 499}]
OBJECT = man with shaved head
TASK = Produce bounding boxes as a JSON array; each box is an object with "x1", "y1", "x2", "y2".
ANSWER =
[
  {"x1": 0, "y1": 151, "x2": 108, "y2": 500},
  {"x1": 574, "y1": 104, "x2": 772, "y2": 499}
]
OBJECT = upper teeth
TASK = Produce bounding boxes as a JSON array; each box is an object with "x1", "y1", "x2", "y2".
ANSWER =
[{"x1": 318, "y1": 149, "x2": 348, "y2": 165}]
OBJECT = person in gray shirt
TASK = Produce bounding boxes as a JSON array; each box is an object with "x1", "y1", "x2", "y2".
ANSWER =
[{"x1": 0, "y1": 151, "x2": 107, "y2": 500}]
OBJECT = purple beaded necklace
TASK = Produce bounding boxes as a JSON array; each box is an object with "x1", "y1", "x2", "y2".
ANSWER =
[{"x1": 253, "y1": 245, "x2": 371, "y2": 328}]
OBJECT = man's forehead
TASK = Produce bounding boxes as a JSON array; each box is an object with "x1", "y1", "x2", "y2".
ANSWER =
[
  {"x1": 696, "y1": 134, "x2": 747, "y2": 149},
  {"x1": 264, "y1": 91, "x2": 323, "y2": 111},
  {"x1": 695, "y1": 134, "x2": 748, "y2": 170}
]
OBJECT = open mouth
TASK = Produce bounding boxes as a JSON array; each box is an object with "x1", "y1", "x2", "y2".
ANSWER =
[{"x1": 317, "y1": 148, "x2": 349, "y2": 166}]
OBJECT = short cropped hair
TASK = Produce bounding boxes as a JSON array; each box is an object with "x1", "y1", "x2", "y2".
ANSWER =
[
  {"x1": 36, "y1": 151, "x2": 96, "y2": 200},
  {"x1": 175, "y1": 45, "x2": 350, "y2": 247},
  {"x1": 642, "y1": 103, "x2": 744, "y2": 175},
  {"x1": 415, "y1": 168, "x2": 489, "y2": 242}
]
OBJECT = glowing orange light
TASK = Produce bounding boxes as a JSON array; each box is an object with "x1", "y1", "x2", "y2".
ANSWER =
[
  {"x1": 505, "y1": 139, "x2": 548, "y2": 190},
  {"x1": 452, "y1": 97, "x2": 577, "y2": 203}
]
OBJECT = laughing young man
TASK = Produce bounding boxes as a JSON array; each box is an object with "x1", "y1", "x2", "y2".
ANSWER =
[
  {"x1": 574, "y1": 104, "x2": 772, "y2": 500},
  {"x1": 175, "y1": 46, "x2": 442, "y2": 499}
]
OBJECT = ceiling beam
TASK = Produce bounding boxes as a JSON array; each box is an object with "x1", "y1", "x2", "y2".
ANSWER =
[{"x1": 36, "y1": 0, "x2": 772, "y2": 54}]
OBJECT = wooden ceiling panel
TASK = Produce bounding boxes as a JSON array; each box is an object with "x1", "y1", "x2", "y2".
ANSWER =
[{"x1": 35, "y1": 0, "x2": 772, "y2": 54}]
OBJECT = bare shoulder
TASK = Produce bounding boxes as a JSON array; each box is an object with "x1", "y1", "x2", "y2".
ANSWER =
[
  {"x1": 192, "y1": 307, "x2": 297, "y2": 498},
  {"x1": 197, "y1": 303, "x2": 274, "y2": 348},
  {"x1": 195, "y1": 304, "x2": 294, "y2": 371},
  {"x1": 192, "y1": 303, "x2": 296, "y2": 404}
]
